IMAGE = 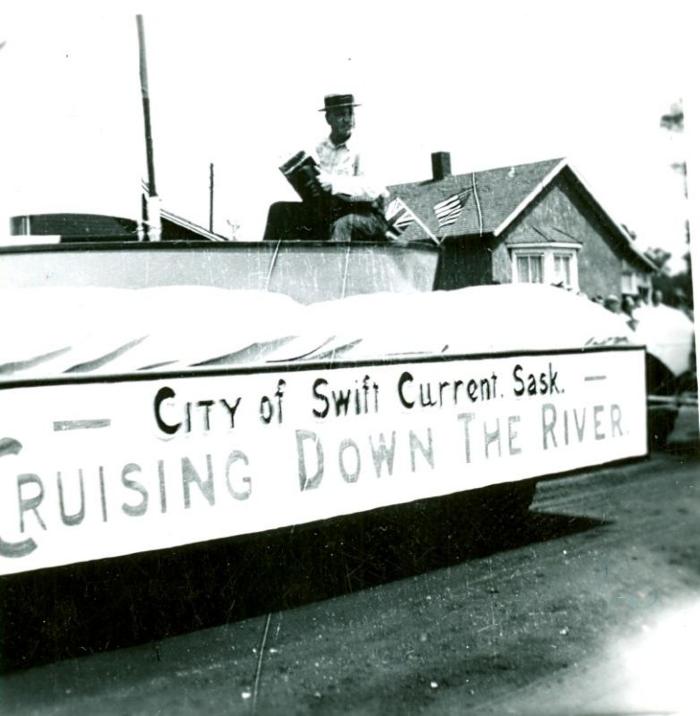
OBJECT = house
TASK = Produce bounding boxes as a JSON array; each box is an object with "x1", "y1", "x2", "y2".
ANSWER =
[
  {"x1": 389, "y1": 154, "x2": 656, "y2": 299},
  {"x1": 9, "y1": 210, "x2": 227, "y2": 243}
]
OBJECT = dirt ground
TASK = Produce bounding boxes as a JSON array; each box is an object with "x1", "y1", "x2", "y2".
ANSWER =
[{"x1": 1, "y1": 409, "x2": 698, "y2": 715}]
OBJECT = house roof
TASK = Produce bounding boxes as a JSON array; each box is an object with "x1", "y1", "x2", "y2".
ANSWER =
[
  {"x1": 388, "y1": 157, "x2": 657, "y2": 271},
  {"x1": 161, "y1": 209, "x2": 228, "y2": 242},
  {"x1": 388, "y1": 158, "x2": 563, "y2": 241}
]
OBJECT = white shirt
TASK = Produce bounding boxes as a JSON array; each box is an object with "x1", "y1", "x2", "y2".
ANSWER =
[{"x1": 314, "y1": 136, "x2": 388, "y2": 202}]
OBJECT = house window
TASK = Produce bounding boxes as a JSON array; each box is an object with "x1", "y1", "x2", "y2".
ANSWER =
[
  {"x1": 621, "y1": 272, "x2": 635, "y2": 294},
  {"x1": 553, "y1": 253, "x2": 572, "y2": 286},
  {"x1": 516, "y1": 254, "x2": 544, "y2": 283},
  {"x1": 510, "y1": 245, "x2": 579, "y2": 289}
]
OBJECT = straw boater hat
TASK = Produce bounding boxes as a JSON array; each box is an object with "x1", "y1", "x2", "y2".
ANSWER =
[{"x1": 319, "y1": 94, "x2": 361, "y2": 112}]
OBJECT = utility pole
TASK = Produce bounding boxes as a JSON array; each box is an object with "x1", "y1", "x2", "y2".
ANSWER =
[
  {"x1": 209, "y1": 162, "x2": 215, "y2": 233},
  {"x1": 136, "y1": 15, "x2": 161, "y2": 241}
]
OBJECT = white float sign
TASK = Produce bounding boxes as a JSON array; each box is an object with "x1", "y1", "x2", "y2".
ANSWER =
[{"x1": 0, "y1": 347, "x2": 647, "y2": 575}]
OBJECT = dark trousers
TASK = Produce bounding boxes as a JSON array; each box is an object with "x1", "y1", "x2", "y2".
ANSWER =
[{"x1": 262, "y1": 201, "x2": 389, "y2": 242}]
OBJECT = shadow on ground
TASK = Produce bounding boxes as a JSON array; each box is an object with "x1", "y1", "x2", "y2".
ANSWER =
[{"x1": 0, "y1": 483, "x2": 606, "y2": 672}]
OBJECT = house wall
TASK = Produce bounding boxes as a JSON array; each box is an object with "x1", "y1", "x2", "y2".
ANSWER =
[
  {"x1": 436, "y1": 237, "x2": 494, "y2": 290},
  {"x1": 494, "y1": 175, "x2": 651, "y2": 298},
  {"x1": 491, "y1": 240, "x2": 513, "y2": 284},
  {"x1": 161, "y1": 222, "x2": 210, "y2": 242}
]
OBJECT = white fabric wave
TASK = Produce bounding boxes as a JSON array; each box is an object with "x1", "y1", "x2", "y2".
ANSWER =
[{"x1": 1, "y1": 284, "x2": 688, "y2": 381}]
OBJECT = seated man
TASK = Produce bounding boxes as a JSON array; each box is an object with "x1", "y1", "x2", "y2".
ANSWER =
[{"x1": 263, "y1": 94, "x2": 390, "y2": 242}]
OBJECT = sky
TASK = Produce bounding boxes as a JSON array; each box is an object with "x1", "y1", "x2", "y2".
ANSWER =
[{"x1": 0, "y1": 0, "x2": 695, "y2": 271}]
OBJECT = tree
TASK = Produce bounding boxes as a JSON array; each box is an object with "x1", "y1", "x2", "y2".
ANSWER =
[
  {"x1": 645, "y1": 247, "x2": 672, "y2": 272},
  {"x1": 660, "y1": 102, "x2": 684, "y2": 132}
]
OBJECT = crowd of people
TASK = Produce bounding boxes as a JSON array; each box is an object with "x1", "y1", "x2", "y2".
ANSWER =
[
  {"x1": 593, "y1": 286, "x2": 694, "y2": 329},
  {"x1": 592, "y1": 284, "x2": 696, "y2": 394}
]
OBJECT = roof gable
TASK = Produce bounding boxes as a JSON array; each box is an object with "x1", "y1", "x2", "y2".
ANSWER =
[{"x1": 553, "y1": 165, "x2": 657, "y2": 271}]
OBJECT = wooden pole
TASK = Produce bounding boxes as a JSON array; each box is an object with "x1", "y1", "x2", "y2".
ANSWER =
[
  {"x1": 209, "y1": 163, "x2": 214, "y2": 233},
  {"x1": 136, "y1": 15, "x2": 161, "y2": 240}
]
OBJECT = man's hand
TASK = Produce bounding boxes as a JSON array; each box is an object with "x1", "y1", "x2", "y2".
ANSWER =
[{"x1": 317, "y1": 171, "x2": 333, "y2": 193}]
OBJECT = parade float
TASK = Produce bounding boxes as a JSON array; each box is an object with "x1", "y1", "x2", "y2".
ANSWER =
[{"x1": 0, "y1": 239, "x2": 650, "y2": 577}]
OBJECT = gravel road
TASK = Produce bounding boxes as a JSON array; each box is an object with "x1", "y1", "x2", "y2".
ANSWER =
[{"x1": 1, "y1": 414, "x2": 698, "y2": 715}]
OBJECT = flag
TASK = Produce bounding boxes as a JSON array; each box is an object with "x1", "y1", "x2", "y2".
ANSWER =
[
  {"x1": 384, "y1": 197, "x2": 439, "y2": 244},
  {"x1": 385, "y1": 197, "x2": 416, "y2": 233},
  {"x1": 433, "y1": 188, "x2": 470, "y2": 227}
]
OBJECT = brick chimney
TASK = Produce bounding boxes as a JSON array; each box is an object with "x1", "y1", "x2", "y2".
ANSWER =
[{"x1": 431, "y1": 151, "x2": 452, "y2": 181}]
